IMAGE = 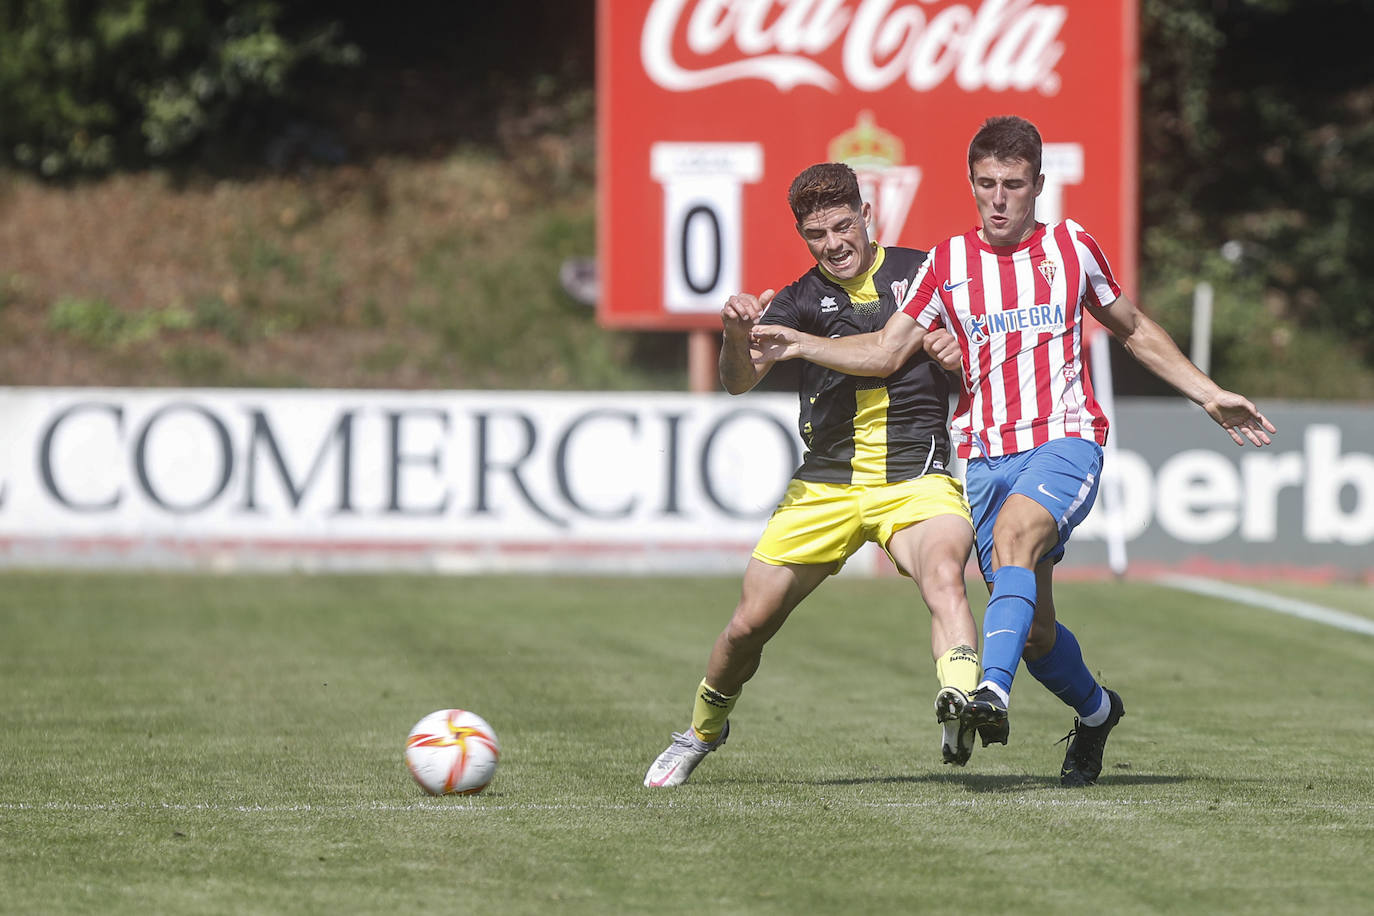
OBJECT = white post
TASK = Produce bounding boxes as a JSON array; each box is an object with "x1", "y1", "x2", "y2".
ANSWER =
[
  {"x1": 1192, "y1": 281, "x2": 1214, "y2": 375},
  {"x1": 1090, "y1": 332, "x2": 1128, "y2": 577}
]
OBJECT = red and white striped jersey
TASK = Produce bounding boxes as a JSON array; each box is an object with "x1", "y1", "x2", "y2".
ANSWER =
[{"x1": 900, "y1": 220, "x2": 1121, "y2": 458}]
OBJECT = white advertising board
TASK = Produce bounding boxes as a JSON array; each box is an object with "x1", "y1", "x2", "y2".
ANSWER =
[
  {"x1": 0, "y1": 388, "x2": 802, "y2": 573},
  {"x1": 1, "y1": 389, "x2": 1370, "y2": 580}
]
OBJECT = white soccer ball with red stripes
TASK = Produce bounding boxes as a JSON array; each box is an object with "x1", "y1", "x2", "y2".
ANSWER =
[{"x1": 404, "y1": 709, "x2": 501, "y2": 795}]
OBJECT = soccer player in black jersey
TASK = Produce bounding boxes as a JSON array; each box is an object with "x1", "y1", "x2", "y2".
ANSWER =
[{"x1": 645, "y1": 163, "x2": 982, "y2": 787}]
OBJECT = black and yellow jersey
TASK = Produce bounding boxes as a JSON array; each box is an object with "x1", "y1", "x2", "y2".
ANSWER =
[{"x1": 761, "y1": 244, "x2": 953, "y2": 485}]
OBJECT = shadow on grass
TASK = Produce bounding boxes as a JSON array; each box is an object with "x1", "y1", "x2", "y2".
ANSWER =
[{"x1": 816, "y1": 771, "x2": 1191, "y2": 792}]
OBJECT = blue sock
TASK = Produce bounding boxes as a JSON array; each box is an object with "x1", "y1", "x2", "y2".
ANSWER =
[
  {"x1": 1025, "y1": 622, "x2": 1104, "y2": 717},
  {"x1": 980, "y1": 565, "x2": 1036, "y2": 696}
]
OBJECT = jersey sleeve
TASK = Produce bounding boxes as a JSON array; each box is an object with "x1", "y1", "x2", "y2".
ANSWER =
[
  {"x1": 758, "y1": 280, "x2": 804, "y2": 329},
  {"x1": 1071, "y1": 222, "x2": 1123, "y2": 309},
  {"x1": 899, "y1": 254, "x2": 946, "y2": 329}
]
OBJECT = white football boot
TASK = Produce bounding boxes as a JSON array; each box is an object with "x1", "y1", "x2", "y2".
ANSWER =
[{"x1": 643, "y1": 722, "x2": 730, "y2": 787}]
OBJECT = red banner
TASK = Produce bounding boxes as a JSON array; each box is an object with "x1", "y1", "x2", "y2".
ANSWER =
[{"x1": 596, "y1": 0, "x2": 1138, "y2": 330}]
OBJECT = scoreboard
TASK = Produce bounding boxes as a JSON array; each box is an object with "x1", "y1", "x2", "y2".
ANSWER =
[{"x1": 596, "y1": 0, "x2": 1139, "y2": 331}]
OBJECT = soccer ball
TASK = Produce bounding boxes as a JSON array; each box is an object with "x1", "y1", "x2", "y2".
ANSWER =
[{"x1": 404, "y1": 709, "x2": 501, "y2": 796}]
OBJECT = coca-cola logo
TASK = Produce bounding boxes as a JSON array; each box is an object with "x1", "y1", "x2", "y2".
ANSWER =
[{"x1": 642, "y1": 0, "x2": 1067, "y2": 95}]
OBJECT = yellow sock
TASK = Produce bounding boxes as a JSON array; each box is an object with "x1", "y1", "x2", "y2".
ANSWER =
[
  {"x1": 936, "y1": 644, "x2": 980, "y2": 695},
  {"x1": 691, "y1": 679, "x2": 738, "y2": 743}
]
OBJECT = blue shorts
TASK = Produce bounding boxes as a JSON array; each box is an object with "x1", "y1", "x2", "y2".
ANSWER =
[{"x1": 964, "y1": 437, "x2": 1103, "y2": 581}]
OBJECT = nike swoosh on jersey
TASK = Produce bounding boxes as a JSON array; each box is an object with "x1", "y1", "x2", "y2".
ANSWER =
[
  {"x1": 942, "y1": 278, "x2": 972, "y2": 293},
  {"x1": 1036, "y1": 483, "x2": 1063, "y2": 502}
]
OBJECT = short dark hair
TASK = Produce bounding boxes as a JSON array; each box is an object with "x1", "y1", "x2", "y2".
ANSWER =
[
  {"x1": 968, "y1": 116, "x2": 1042, "y2": 178},
  {"x1": 787, "y1": 162, "x2": 862, "y2": 223}
]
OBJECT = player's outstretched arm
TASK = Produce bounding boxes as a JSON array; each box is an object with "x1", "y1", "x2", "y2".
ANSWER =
[
  {"x1": 1096, "y1": 294, "x2": 1277, "y2": 447},
  {"x1": 750, "y1": 310, "x2": 925, "y2": 377},
  {"x1": 719, "y1": 289, "x2": 775, "y2": 394}
]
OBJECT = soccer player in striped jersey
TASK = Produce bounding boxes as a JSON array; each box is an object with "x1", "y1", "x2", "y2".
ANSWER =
[
  {"x1": 752, "y1": 117, "x2": 1275, "y2": 786},
  {"x1": 644, "y1": 163, "x2": 983, "y2": 788}
]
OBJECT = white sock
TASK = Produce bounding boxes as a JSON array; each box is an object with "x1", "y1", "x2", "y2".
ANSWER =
[
  {"x1": 1078, "y1": 690, "x2": 1112, "y2": 727},
  {"x1": 977, "y1": 681, "x2": 1010, "y2": 706}
]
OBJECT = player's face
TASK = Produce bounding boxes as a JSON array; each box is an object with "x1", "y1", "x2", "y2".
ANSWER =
[
  {"x1": 970, "y1": 157, "x2": 1044, "y2": 247},
  {"x1": 797, "y1": 201, "x2": 874, "y2": 280}
]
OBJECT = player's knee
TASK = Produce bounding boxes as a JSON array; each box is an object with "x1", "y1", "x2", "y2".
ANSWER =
[
  {"x1": 991, "y1": 526, "x2": 1045, "y2": 567},
  {"x1": 922, "y1": 558, "x2": 968, "y2": 604},
  {"x1": 722, "y1": 608, "x2": 772, "y2": 649}
]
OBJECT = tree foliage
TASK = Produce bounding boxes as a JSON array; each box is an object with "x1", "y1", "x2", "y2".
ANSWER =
[
  {"x1": 1139, "y1": 0, "x2": 1374, "y2": 390},
  {"x1": 0, "y1": 0, "x2": 357, "y2": 175}
]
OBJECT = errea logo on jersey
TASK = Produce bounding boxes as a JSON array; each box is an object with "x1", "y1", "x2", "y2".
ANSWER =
[{"x1": 820, "y1": 296, "x2": 839, "y2": 312}]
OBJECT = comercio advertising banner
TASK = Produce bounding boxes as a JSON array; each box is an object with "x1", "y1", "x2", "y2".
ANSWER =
[{"x1": 0, "y1": 389, "x2": 1370, "y2": 580}]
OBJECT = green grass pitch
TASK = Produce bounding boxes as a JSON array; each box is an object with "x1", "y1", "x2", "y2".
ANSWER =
[{"x1": 2, "y1": 571, "x2": 1371, "y2": 914}]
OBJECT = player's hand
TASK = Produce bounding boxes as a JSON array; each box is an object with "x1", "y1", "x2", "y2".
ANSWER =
[
  {"x1": 1204, "y1": 392, "x2": 1276, "y2": 447},
  {"x1": 721, "y1": 289, "x2": 774, "y2": 342},
  {"x1": 749, "y1": 324, "x2": 803, "y2": 363},
  {"x1": 923, "y1": 328, "x2": 961, "y2": 371}
]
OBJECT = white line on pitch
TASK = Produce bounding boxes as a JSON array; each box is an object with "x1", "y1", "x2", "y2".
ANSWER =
[
  {"x1": 4, "y1": 799, "x2": 1372, "y2": 813},
  {"x1": 1158, "y1": 574, "x2": 1374, "y2": 637}
]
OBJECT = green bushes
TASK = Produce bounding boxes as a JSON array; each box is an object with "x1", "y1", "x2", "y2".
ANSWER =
[{"x1": 48, "y1": 295, "x2": 191, "y2": 345}]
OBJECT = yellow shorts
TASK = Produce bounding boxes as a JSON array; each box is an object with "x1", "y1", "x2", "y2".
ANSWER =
[{"x1": 752, "y1": 474, "x2": 971, "y2": 575}]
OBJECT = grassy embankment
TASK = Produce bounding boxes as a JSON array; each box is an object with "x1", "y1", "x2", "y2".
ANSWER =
[{"x1": 0, "y1": 84, "x2": 686, "y2": 392}]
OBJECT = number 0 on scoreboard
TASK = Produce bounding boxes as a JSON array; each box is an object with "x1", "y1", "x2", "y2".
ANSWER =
[{"x1": 650, "y1": 143, "x2": 763, "y2": 314}]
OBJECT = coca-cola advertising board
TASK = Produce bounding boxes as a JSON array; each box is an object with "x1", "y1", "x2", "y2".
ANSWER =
[{"x1": 597, "y1": 0, "x2": 1139, "y2": 330}]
